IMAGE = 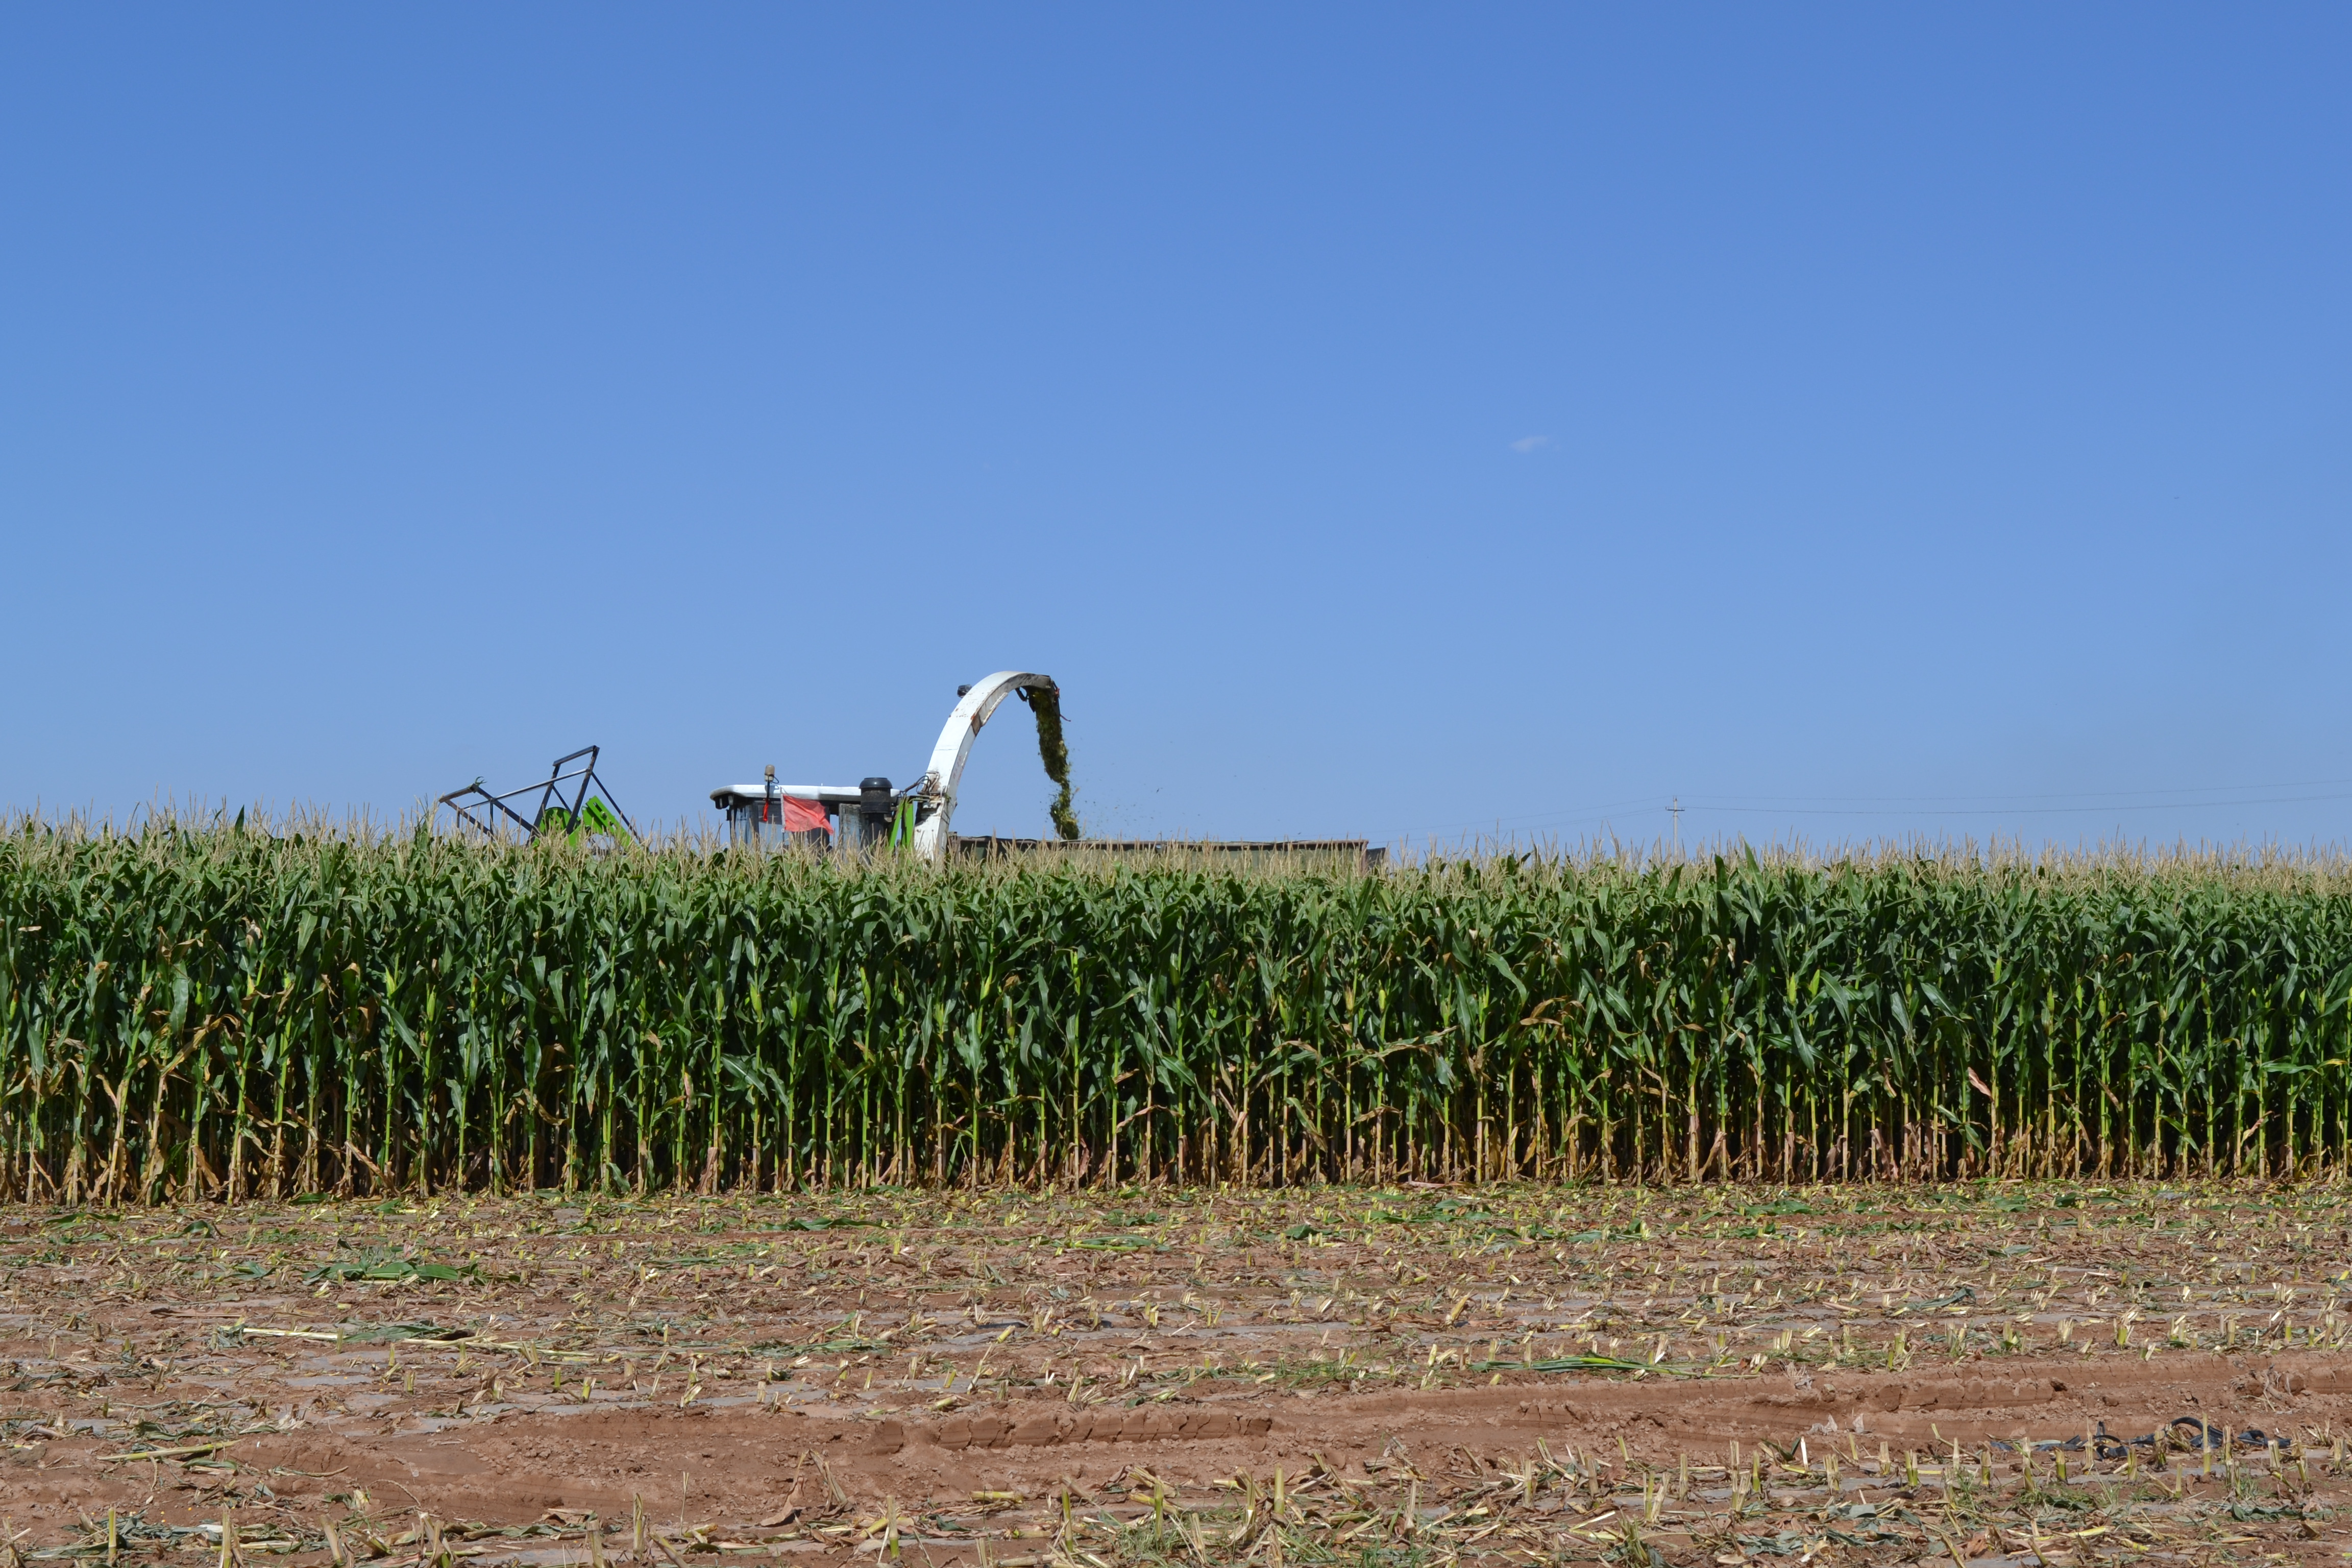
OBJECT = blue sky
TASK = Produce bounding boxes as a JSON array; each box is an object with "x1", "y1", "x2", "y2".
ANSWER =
[{"x1": 5, "y1": 7, "x2": 2349, "y2": 853}]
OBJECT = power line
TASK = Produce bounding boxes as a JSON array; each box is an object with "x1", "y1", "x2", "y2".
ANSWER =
[
  {"x1": 1677, "y1": 778, "x2": 2352, "y2": 807},
  {"x1": 1685, "y1": 791, "x2": 2352, "y2": 818},
  {"x1": 1385, "y1": 780, "x2": 2352, "y2": 845}
]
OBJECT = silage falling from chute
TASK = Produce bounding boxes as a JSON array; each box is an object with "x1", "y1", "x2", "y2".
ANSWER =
[{"x1": 1028, "y1": 684, "x2": 1080, "y2": 840}]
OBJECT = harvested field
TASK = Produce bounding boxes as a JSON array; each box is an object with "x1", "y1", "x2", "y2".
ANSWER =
[{"x1": 2, "y1": 1182, "x2": 2350, "y2": 1563}]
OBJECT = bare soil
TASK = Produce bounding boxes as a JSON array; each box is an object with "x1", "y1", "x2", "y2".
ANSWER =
[{"x1": 3, "y1": 1181, "x2": 2349, "y2": 1564}]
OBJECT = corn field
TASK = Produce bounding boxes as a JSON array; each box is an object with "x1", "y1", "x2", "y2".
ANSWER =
[{"x1": 3, "y1": 818, "x2": 2351, "y2": 1202}]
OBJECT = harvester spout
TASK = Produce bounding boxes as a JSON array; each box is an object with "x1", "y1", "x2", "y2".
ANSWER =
[{"x1": 909, "y1": 671, "x2": 1064, "y2": 862}]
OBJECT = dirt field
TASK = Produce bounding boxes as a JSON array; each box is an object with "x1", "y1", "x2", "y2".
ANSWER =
[{"x1": 3, "y1": 1182, "x2": 2349, "y2": 1565}]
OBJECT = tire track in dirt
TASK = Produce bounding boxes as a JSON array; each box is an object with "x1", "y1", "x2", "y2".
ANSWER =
[
  {"x1": 4, "y1": 1182, "x2": 2350, "y2": 1562},
  {"x1": 32, "y1": 1349, "x2": 2323, "y2": 1531}
]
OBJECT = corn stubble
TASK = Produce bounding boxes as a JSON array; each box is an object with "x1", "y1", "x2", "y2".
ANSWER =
[{"x1": 3, "y1": 818, "x2": 2350, "y2": 1202}]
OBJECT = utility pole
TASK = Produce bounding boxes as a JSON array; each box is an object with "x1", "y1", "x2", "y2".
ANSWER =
[{"x1": 1670, "y1": 796, "x2": 1683, "y2": 853}]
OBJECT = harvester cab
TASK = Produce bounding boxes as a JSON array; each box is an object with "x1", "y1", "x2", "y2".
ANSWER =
[{"x1": 709, "y1": 772, "x2": 914, "y2": 855}]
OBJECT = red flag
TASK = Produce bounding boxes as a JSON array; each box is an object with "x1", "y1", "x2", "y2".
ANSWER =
[{"x1": 780, "y1": 795, "x2": 832, "y2": 835}]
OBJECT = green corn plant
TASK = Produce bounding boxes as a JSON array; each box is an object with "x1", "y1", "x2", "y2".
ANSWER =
[{"x1": 2, "y1": 814, "x2": 2351, "y2": 1199}]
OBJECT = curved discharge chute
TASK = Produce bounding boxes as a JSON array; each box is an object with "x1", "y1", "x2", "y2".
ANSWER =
[{"x1": 909, "y1": 671, "x2": 1075, "y2": 862}]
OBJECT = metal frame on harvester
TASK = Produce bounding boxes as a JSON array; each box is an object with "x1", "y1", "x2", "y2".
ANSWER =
[{"x1": 437, "y1": 745, "x2": 638, "y2": 844}]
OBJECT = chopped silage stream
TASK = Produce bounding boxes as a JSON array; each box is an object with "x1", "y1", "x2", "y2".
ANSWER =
[
  {"x1": 1026, "y1": 683, "x2": 1079, "y2": 842},
  {"x1": 0, "y1": 1184, "x2": 2348, "y2": 1564}
]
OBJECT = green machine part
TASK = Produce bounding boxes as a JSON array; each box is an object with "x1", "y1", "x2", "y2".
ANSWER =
[{"x1": 536, "y1": 796, "x2": 628, "y2": 845}]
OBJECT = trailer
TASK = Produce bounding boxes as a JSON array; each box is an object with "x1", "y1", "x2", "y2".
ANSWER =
[{"x1": 949, "y1": 835, "x2": 1385, "y2": 873}]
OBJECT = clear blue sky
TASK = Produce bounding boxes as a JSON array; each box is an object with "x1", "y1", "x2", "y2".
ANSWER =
[{"x1": 6, "y1": 7, "x2": 2349, "y2": 853}]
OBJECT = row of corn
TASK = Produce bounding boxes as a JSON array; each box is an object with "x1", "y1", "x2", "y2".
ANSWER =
[{"x1": 2, "y1": 818, "x2": 2350, "y2": 1200}]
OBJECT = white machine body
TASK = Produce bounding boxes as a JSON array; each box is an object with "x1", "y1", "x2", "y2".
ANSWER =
[
  {"x1": 908, "y1": 671, "x2": 1058, "y2": 863},
  {"x1": 712, "y1": 670, "x2": 1057, "y2": 863}
]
